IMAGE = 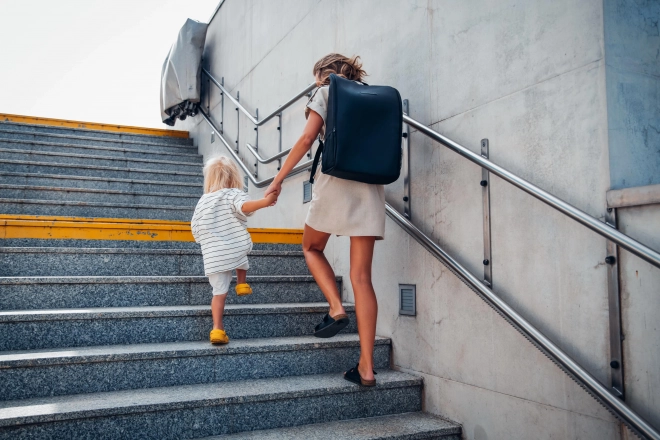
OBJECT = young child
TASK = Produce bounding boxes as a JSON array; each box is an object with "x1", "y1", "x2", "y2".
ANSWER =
[{"x1": 191, "y1": 156, "x2": 278, "y2": 345}]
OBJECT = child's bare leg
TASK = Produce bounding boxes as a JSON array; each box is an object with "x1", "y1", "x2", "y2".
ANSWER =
[
  {"x1": 236, "y1": 269, "x2": 247, "y2": 284},
  {"x1": 211, "y1": 294, "x2": 227, "y2": 330}
]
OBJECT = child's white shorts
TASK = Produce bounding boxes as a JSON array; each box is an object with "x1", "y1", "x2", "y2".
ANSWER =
[{"x1": 208, "y1": 261, "x2": 250, "y2": 296}]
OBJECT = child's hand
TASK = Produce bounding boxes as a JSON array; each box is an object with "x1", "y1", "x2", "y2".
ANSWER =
[{"x1": 265, "y1": 190, "x2": 279, "y2": 206}]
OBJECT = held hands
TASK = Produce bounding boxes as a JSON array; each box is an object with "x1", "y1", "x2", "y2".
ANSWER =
[
  {"x1": 264, "y1": 189, "x2": 279, "y2": 206},
  {"x1": 264, "y1": 181, "x2": 282, "y2": 206}
]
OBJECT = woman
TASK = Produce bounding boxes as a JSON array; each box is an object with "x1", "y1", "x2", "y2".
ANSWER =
[{"x1": 264, "y1": 53, "x2": 384, "y2": 386}]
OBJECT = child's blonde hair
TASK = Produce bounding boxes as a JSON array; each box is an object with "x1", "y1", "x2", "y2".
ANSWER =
[{"x1": 203, "y1": 156, "x2": 243, "y2": 193}]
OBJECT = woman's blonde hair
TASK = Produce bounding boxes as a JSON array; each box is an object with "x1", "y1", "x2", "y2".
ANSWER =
[
  {"x1": 313, "y1": 53, "x2": 367, "y2": 85},
  {"x1": 203, "y1": 156, "x2": 243, "y2": 193}
]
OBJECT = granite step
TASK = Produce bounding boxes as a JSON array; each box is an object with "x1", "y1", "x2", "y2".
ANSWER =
[
  {"x1": 0, "y1": 275, "x2": 331, "y2": 309},
  {"x1": 0, "y1": 184, "x2": 200, "y2": 206},
  {"x1": 0, "y1": 198, "x2": 194, "y2": 220},
  {"x1": 0, "y1": 248, "x2": 309, "y2": 277},
  {"x1": 0, "y1": 370, "x2": 422, "y2": 440},
  {"x1": 0, "y1": 137, "x2": 203, "y2": 161},
  {"x1": 204, "y1": 412, "x2": 462, "y2": 439},
  {"x1": 0, "y1": 122, "x2": 194, "y2": 147},
  {"x1": 0, "y1": 172, "x2": 203, "y2": 195},
  {"x1": 0, "y1": 334, "x2": 390, "y2": 401},
  {"x1": 0, "y1": 239, "x2": 293, "y2": 251},
  {"x1": 0, "y1": 303, "x2": 357, "y2": 350},
  {"x1": 0, "y1": 160, "x2": 203, "y2": 183},
  {"x1": 0, "y1": 148, "x2": 202, "y2": 173}
]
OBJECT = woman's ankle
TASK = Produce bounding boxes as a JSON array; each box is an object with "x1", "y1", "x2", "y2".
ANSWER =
[{"x1": 329, "y1": 304, "x2": 346, "y2": 317}]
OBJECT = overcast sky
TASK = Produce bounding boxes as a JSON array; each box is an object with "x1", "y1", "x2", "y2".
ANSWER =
[{"x1": 0, "y1": 0, "x2": 219, "y2": 128}]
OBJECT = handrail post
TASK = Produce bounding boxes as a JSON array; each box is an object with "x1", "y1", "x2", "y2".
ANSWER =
[
  {"x1": 220, "y1": 77, "x2": 224, "y2": 134},
  {"x1": 481, "y1": 139, "x2": 492, "y2": 287},
  {"x1": 605, "y1": 208, "x2": 625, "y2": 399},
  {"x1": 277, "y1": 112, "x2": 282, "y2": 170},
  {"x1": 253, "y1": 108, "x2": 259, "y2": 178},
  {"x1": 402, "y1": 99, "x2": 411, "y2": 219},
  {"x1": 235, "y1": 91, "x2": 240, "y2": 153}
]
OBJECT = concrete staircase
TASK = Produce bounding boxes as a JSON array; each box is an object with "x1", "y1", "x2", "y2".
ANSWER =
[{"x1": 0, "y1": 121, "x2": 461, "y2": 439}]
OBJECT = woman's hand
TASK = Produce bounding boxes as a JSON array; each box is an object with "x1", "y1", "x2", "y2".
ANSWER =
[
  {"x1": 264, "y1": 180, "x2": 282, "y2": 206},
  {"x1": 264, "y1": 111, "x2": 323, "y2": 206}
]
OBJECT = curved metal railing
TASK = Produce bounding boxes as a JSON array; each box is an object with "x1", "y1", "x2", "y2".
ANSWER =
[{"x1": 199, "y1": 69, "x2": 660, "y2": 439}]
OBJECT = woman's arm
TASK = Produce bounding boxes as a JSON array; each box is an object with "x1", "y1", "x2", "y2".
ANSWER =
[{"x1": 264, "y1": 111, "x2": 324, "y2": 201}]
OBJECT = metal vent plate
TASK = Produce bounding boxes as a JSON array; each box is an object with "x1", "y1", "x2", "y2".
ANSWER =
[{"x1": 399, "y1": 284, "x2": 416, "y2": 316}]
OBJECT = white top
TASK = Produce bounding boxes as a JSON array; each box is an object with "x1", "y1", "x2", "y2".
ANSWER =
[
  {"x1": 304, "y1": 85, "x2": 386, "y2": 239},
  {"x1": 191, "y1": 188, "x2": 253, "y2": 275}
]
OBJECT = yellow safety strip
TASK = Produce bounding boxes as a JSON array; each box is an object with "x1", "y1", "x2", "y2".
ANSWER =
[
  {"x1": 0, "y1": 215, "x2": 304, "y2": 244},
  {"x1": 0, "y1": 113, "x2": 189, "y2": 139}
]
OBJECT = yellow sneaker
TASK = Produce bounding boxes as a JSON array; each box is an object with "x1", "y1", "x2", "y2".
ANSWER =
[
  {"x1": 210, "y1": 329, "x2": 229, "y2": 345},
  {"x1": 235, "y1": 283, "x2": 253, "y2": 296}
]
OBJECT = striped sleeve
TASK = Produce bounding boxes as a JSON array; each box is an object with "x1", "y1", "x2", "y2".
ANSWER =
[{"x1": 230, "y1": 189, "x2": 254, "y2": 217}]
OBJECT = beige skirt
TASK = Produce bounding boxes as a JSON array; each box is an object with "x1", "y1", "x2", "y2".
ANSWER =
[{"x1": 305, "y1": 171, "x2": 386, "y2": 239}]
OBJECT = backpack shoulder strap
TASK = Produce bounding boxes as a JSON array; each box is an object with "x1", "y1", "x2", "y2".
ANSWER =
[{"x1": 309, "y1": 138, "x2": 324, "y2": 184}]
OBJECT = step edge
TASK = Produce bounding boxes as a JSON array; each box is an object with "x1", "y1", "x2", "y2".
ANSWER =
[
  {"x1": 0, "y1": 372, "x2": 422, "y2": 427},
  {"x1": 0, "y1": 303, "x2": 355, "y2": 322},
  {"x1": 2, "y1": 159, "x2": 203, "y2": 177},
  {"x1": 0, "y1": 171, "x2": 202, "y2": 187},
  {"x1": 0, "y1": 198, "x2": 194, "y2": 211},
  {"x1": 0, "y1": 336, "x2": 391, "y2": 368},
  {"x1": 0, "y1": 184, "x2": 201, "y2": 199},
  {"x1": 0, "y1": 147, "x2": 203, "y2": 167},
  {"x1": 0, "y1": 248, "x2": 303, "y2": 256},
  {"x1": 0, "y1": 275, "x2": 335, "y2": 285},
  {"x1": 0, "y1": 137, "x2": 201, "y2": 157},
  {"x1": 0, "y1": 118, "x2": 189, "y2": 140}
]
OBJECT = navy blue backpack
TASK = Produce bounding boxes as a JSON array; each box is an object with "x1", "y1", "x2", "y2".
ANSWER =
[{"x1": 309, "y1": 74, "x2": 403, "y2": 185}]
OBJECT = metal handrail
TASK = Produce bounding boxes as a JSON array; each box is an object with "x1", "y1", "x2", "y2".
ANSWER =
[
  {"x1": 198, "y1": 69, "x2": 660, "y2": 438},
  {"x1": 199, "y1": 108, "x2": 312, "y2": 187},
  {"x1": 385, "y1": 205, "x2": 660, "y2": 440},
  {"x1": 245, "y1": 142, "x2": 291, "y2": 164},
  {"x1": 403, "y1": 115, "x2": 660, "y2": 269},
  {"x1": 202, "y1": 68, "x2": 316, "y2": 126},
  {"x1": 202, "y1": 66, "x2": 660, "y2": 269}
]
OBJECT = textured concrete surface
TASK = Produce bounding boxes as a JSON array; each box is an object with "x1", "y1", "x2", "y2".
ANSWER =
[
  {"x1": 0, "y1": 275, "x2": 333, "y2": 309},
  {"x1": 207, "y1": 412, "x2": 461, "y2": 439},
  {"x1": 0, "y1": 371, "x2": 422, "y2": 439},
  {"x1": 0, "y1": 248, "x2": 309, "y2": 277},
  {"x1": 0, "y1": 335, "x2": 390, "y2": 400},
  {"x1": 0, "y1": 303, "x2": 357, "y2": 350},
  {"x1": 604, "y1": 0, "x2": 660, "y2": 189},
  {"x1": 618, "y1": 204, "x2": 660, "y2": 429}
]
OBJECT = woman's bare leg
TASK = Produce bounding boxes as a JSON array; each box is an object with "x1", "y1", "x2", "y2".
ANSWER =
[
  {"x1": 350, "y1": 236, "x2": 378, "y2": 381},
  {"x1": 303, "y1": 224, "x2": 346, "y2": 318}
]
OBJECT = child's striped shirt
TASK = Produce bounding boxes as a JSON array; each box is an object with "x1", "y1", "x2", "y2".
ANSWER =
[{"x1": 191, "y1": 188, "x2": 253, "y2": 275}]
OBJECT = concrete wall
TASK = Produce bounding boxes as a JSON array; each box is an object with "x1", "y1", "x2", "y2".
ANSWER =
[
  {"x1": 604, "y1": 0, "x2": 660, "y2": 190},
  {"x1": 179, "y1": 0, "x2": 660, "y2": 438},
  {"x1": 618, "y1": 202, "x2": 660, "y2": 433}
]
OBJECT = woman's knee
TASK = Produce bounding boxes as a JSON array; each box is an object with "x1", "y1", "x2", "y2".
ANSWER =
[{"x1": 350, "y1": 269, "x2": 373, "y2": 288}]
